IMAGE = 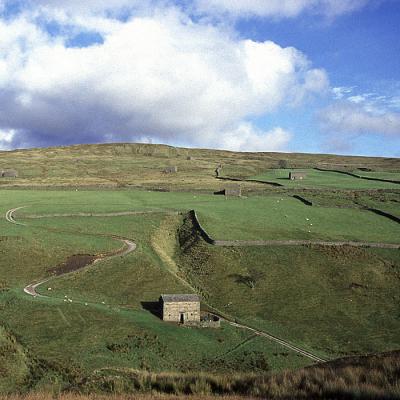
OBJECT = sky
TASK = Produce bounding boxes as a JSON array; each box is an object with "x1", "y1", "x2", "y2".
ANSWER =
[{"x1": 0, "y1": 0, "x2": 399, "y2": 156}]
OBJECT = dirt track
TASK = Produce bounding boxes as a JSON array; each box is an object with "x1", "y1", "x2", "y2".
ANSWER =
[
  {"x1": 22, "y1": 238, "x2": 136, "y2": 297},
  {"x1": 5, "y1": 207, "x2": 136, "y2": 297}
]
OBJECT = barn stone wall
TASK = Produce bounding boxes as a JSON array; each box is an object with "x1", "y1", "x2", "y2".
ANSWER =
[{"x1": 162, "y1": 301, "x2": 200, "y2": 323}]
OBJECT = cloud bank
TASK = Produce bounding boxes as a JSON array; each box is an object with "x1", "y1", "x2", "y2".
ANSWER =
[
  {"x1": 0, "y1": 9, "x2": 328, "y2": 151},
  {"x1": 320, "y1": 103, "x2": 400, "y2": 136}
]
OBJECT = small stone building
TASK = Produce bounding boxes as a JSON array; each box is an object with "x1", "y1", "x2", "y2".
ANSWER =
[
  {"x1": 289, "y1": 172, "x2": 306, "y2": 180},
  {"x1": 1, "y1": 169, "x2": 18, "y2": 178},
  {"x1": 224, "y1": 184, "x2": 241, "y2": 197},
  {"x1": 164, "y1": 166, "x2": 178, "y2": 173},
  {"x1": 160, "y1": 294, "x2": 201, "y2": 323}
]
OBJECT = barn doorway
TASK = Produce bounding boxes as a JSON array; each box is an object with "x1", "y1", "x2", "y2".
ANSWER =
[{"x1": 180, "y1": 313, "x2": 184, "y2": 324}]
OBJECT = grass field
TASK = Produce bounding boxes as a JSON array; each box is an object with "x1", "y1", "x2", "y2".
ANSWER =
[
  {"x1": 251, "y1": 168, "x2": 400, "y2": 189},
  {"x1": 5, "y1": 190, "x2": 400, "y2": 244},
  {"x1": 195, "y1": 196, "x2": 400, "y2": 242},
  {"x1": 355, "y1": 170, "x2": 400, "y2": 181},
  {"x1": 0, "y1": 143, "x2": 399, "y2": 396},
  {"x1": 2, "y1": 189, "x2": 398, "y2": 360}
]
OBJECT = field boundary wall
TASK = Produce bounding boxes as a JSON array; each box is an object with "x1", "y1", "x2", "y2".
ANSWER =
[
  {"x1": 188, "y1": 210, "x2": 400, "y2": 249},
  {"x1": 314, "y1": 167, "x2": 400, "y2": 185}
]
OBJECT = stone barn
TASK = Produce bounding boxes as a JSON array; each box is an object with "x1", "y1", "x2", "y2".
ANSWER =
[
  {"x1": 224, "y1": 184, "x2": 241, "y2": 197},
  {"x1": 164, "y1": 166, "x2": 178, "y2": 173},
  {"x1": 289, "y1": 172, "x2": 306, "y2": 180},
  {"x1": 160, "y1": 294, "x2": 201, "y2": 324},
  {"x1": 1, "y1": 169, "x2": 18, "y2": 178}
]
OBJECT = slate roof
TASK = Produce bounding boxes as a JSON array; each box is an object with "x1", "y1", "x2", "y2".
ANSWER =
[{"x1": 160, "y1": 294, "x2": 200, "y2": 303}]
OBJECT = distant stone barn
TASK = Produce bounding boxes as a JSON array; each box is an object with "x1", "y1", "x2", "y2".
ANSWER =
[
  {"x1": 1, "y1": 169, "x2": 18, "y2": 178},
  {"x1": 160, "y1": 294, "x2": 201, "y2": 324},
  {"x1": 289, "y1": 172, "x2": 306, "y2": 180},
  {"x1": 224, "y1": 184, "x2": 241, "y2": 197},
  {"x1": 164, "y1": 166, "x2": 178, "y2": 173}
]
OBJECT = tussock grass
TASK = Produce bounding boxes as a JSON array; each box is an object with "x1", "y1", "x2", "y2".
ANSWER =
[{"x1": 2, "y1": 351, "x2": 400, "y2": 398}]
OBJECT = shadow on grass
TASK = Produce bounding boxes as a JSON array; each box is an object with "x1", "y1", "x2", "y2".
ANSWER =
[{"x1": 141, "y1": 301, "x2": 162, "y2": 319}]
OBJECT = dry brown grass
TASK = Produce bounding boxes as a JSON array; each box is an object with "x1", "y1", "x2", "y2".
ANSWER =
[
  {"x1": 1, "y1": 143, "x2": 398, "y2": 191},
  {"x1": 1, "y1": 395, "x2": 250, "y2": 400},
  {"x1": 4, "y1": 351, "x2": 398, "y2": 399}
]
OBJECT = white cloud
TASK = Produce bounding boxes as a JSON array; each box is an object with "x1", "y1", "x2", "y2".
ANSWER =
[
  {"x1": 0, "y1": 128, "x2": 16, "y2": 150},
  {"x1": 348, "y1": 95, "x2": 367, "y2": 104},
  {"x1": 217, "y1": 124, "x2": 292, "y2": 152},
  {"x1": 194, "y1": 0, "x2": 369, "y2": 19},
  {"x1": 332, "y1": 86, "x2": 354, "y2": 99},
  {"x1": 0, "y1": 10, "x2": 327, "y2": 151},
  {"x1": 319, "y1": 102, "x2": 400, "y2": 136}
]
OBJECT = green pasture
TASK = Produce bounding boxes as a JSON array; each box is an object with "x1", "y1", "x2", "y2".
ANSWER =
[
  {"x1": 251, "y1": 168, "x2": 400, "y2": 189},
  {"x1": 3, "y1": 189, "x2": 400, "y2": 244},
  {"x1": 176, "y1": 228, "x2": 400, "y2": 359},
  {"x1": 30, "y1": 214, "x2": 190, "y2": 306},
  {"x1": 355, "y1": 170, "x2": 400, "y2": 181},
  {"x1": 0, "y1": 190, "x2": 313, "y2": 380},
  {"x1": 195, "y1": 196, "x2": 400, "y2": 243},
  {"x1": 0, "y1": 186, "x2": 399, "y2": 389},
  {"x1": 0, "y1": 290, "x2": 309, "y2": 376},
  {"x1": 1, "y1": 291, "x2": 308, "y2": 383}
]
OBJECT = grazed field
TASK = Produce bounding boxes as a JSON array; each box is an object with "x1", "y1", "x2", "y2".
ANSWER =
[
  {"x1": 6, "y1": 190, "x2": 400, "y2": 243},
  {"x1": 251, "y1": 168, "x2": 400, "y2": 189},
  {"x1": 0, "y1": 143, "x2": 399, "y2": 397}
]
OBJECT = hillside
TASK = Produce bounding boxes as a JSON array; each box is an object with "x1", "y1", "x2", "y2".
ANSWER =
[
  {"x1": 0, "y1": 143, "x2": 399, "y2": 397},
  {"x1": 1, "y1": 143, "x2": 399, "y2": 190}
]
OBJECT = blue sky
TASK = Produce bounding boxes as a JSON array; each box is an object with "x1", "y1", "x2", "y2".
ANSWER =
[{"x1": 0, "y1": 0, "x2": 399, "y2": 156}]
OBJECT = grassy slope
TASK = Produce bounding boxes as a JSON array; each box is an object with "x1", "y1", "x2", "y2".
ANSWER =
[
  {"x1": 0, "y1": 144, "x2": 399, "y2": 395},
  {"x1": 1, "y1": 143, "x2": 399, "y2": 190},
  {"x1": 175, "y1": 214, "x2": 400, "y2": 360},
  {"x1": 195, "y1": 196, "x2": 400, "y2": 243},
  {"x1": 6, "y1": 189, "x2": 400, "y2": 243},
  {"x1": 251, "y1": 168, "x2": 400, "y2": 189},
  {"x1": 1, "y1": 200, "x2": 311, "y2": 378},
  {"x1": 0, "y1": 327, "x2": 31, "y2": 394}
]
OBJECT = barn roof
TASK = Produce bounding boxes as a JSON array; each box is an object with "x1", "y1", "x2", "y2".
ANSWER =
[{"x1": 160, "y1": 294, "x2": 200, "y2": 302}]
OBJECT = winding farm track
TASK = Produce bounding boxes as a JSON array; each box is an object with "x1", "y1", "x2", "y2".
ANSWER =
[
  {"x1": 5, "y1": 206, "x2": 329, "y2": 363},
  {"x1": 227, "y1": 321, "x2": 326, "y2": 362},
  {"x1": 5, "y1": 207, "x2": 136, "y2": 297},
  {"x1": 5, "y1": 206, "x2": 27, "y2": 225}
]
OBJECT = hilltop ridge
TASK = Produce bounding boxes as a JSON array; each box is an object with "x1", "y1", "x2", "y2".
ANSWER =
[{"x1": 1, "y1": 143, "x2": 399, "y2": 190}]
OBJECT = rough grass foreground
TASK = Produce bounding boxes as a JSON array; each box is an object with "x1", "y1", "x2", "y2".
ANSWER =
[{"x1": 3, "y1": 352, "x2": 400, "y2": 400}]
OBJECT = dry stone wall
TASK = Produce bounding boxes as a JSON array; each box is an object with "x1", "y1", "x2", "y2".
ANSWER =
[{"x1": 163, "y1": 301, "x2": 200, "y2": 323}]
